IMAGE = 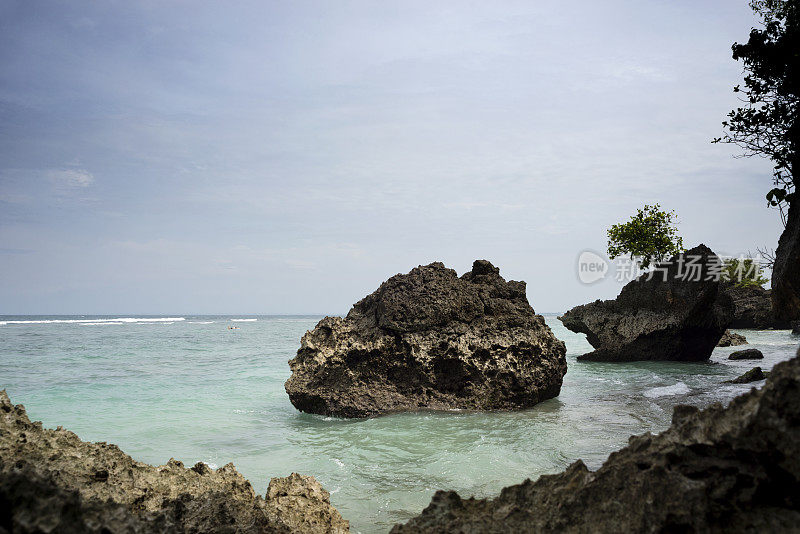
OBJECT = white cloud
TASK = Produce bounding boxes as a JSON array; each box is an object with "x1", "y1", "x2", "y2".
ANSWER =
[
  {"x1": 285, "y1": 259, "x2": 317, "y2": 270},
  {"x1": 49, "y1": 169, "x2": 94, "y2": 187}
]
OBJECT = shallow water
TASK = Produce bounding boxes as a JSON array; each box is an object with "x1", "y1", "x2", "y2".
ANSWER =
[{"x1": 0, "y1": 315, "x2": 797, "y2": 533}]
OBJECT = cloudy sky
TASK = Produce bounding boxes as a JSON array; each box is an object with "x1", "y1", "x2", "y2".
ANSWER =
[{"x1": 0, "y1": 0, "x2": 783, "y2": 314}]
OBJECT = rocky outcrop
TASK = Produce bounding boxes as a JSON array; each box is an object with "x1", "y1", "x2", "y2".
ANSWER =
[
  {"x1": 559, "y1": 245, "x2": 734, "y2": 362},
  {"x1": 772, "y1": 200, "x2": 800, "y2": 323},
  {"x1": 717, "y1": 329, "x2": 748, "y2": 347},
  {"x1": 729, "y1": 348, "x2": 765, "y2": 360},
  {"x1": 285, "y1": 260, "x2": 567, "y2": 418},
  {"x1": 265, "y1": 474, "x2": 348, "y2": 534},
  {"x1": 0, "y1": 390, "x2": 348, "y2": 534},
  {"x1": 724, "y1": 283, "x2": 785, "y2": 329},
  {"x1": 393, "y1": 350, "x2": 800, "y2": 533},
  {"x1": 725, "y1": 366, "x2": 768, "y2": 384},
  {"x1": 793, "y1": 320, "x2": 800, "y2": 334}
]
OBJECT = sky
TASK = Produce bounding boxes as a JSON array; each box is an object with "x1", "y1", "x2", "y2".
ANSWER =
[{"x1": 0, "y1": 0, "x2": 785, "y2": 315}]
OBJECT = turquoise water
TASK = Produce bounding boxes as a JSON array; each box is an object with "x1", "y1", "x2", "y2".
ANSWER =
[{"x1": 0, "y1": 315, "x2": 797, "y2": 533}]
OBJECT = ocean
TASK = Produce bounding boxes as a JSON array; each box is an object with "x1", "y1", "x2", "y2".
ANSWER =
[{"x1": 1, "y1": 314, "x2": 796, "y2": 533}]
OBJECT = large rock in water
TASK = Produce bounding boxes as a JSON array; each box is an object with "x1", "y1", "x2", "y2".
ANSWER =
[
  {"x1": 285, "y1": 260, "x2": 567, "y2": 418},
  {"x1": 559, "y1": 244, "x2": 734, "y2": 362},
  {"x1": 0, "y1": 390, "x2": 349, "y2": 534},
  {"x1": 724, "y1": 283, "x2": 784, "y2": 329},
  {"x1": 392, "y1": 350, "x2": 800, "y2": 533},
  {"x1": 773, "y1": 200, "x2": 800, "y2": 322}
]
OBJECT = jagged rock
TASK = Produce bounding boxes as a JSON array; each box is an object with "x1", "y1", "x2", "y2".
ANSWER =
[
  {"x1": 0, "y1": 390, "x2": 349, "y2": 534},
  {"x1": 729, "y1": 348, "x2": 765, "y2": 360},
  {"x1": 723, "y1": 283, "x2": 785, "y2": 329},
  {"x1": 264, "y1": 473, "x2": 347, "y2": 534},
  {"x1": 559, "y1": 245, "x2": 734, "y2": 362},
  {"x1": 392, "y1": 351, "x2": 800, "y2": 533},
  {"x1": 717, "y1": 329, "x2": 748, "y2": 347},
  {"x1": 725, "y1": 366, "x2": 768, "y2": 384},
  {"x1": 793, "y1": 320, "x2": 800, "y2": 334},
  {"x1": 285, "y1": 260, "x2": 567, "y2": 418},
  {"x1": 772, "y1": 200, "x2": 800, "y2": 323}
]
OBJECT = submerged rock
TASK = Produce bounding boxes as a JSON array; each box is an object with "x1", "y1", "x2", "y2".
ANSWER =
[
  {"x1": 560, "y1": 245, "x2": 734, "y2": 362},
  {"x1": 393, "y1": 350, "x2": 800, "y2": 533},
  {"x1": 0, "y1": 390, "x2": 349, "y2": 534},
  {"x1": 725, "y1": 366, "x2": 768, "y2": 384},
  {"x1": 717, "y1": 329, "x2": 748, "y2": 347},
  {"x1": 729, "y1": 348, "x2": 765, "y2": 360},
  {"x1": 285, "y1": 260, "x2": 567, "y2": 418}
]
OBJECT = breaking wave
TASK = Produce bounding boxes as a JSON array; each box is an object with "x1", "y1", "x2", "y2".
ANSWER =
[
  {"x1": 643, "y1": 382, "x2": 691, "y2": 398},
  {"x1": 0, "y1": 317, "x2": 186, "y2": 326}
]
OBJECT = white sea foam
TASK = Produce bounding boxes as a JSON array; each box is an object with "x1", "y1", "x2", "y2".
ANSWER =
[
  {"x1": 113, "y1": 317, "x2": 185, "y2": 323},
  {"x1": 0, "y1": 317, "x2": 185, "y2": 326},
  {"x1": 230, "y1": 318, "x2": 257, "y2": 322},
  {"x1": 643, "y1": 382, "x2": 691, "y2": 398},
  {"x1": 188, "y1": 321, "x2": 215, "y2": 324}
]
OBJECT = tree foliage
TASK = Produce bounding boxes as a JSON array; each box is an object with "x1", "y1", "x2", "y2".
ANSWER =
[
  {"x1": 714, "y1": 0, "x2": 799, "y2": 224},
  {"x1": 722, "y1": 257, "x2": 770, "y2": 288},
  {"x1": 607, "y1": 204, "x2": 684, "y2": 269}
]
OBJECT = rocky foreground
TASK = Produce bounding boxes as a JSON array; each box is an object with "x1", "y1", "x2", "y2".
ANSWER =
[
  {"x1": 285, "y1": 260, "x2": 567, "y2": 418},
  {"x1": 560, "y1": 245, "x2": 734, "y2": 362},
  {"x1": 0, "y1": 390, "x2": 349, "y2": 533},
  {"x1": 393, "y1": 349, "x2": 800, "y2": 533}
]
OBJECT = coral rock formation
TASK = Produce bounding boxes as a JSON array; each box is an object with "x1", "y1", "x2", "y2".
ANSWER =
[
  {"x1": 0, "y1": 390, "x2": 348, "y2": 533},
  {"x1": 285, "y1": 260, "x2": 567, "y2": 418},
  {"x1": 560, "y1": 245, "x2": 733, "y2": 362}
]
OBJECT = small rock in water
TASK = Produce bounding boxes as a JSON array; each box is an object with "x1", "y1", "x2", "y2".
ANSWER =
[
  {"x1": 792, "y1": 320, "x2": 800, "y2": 335},
  {"x1": 717, "y1": 330, "x2": 748, "y2": 347},
  {"x1": 725, "y1": 366, "x2": 768, "y2": 384},
  {"x1": 729, "y1": 348, "x2": 764, "y2": 360}
]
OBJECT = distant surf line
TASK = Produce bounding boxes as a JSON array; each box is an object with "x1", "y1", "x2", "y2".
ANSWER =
[{"x1": 0, "y1": 317, "x2": 186, "y2": 326}]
